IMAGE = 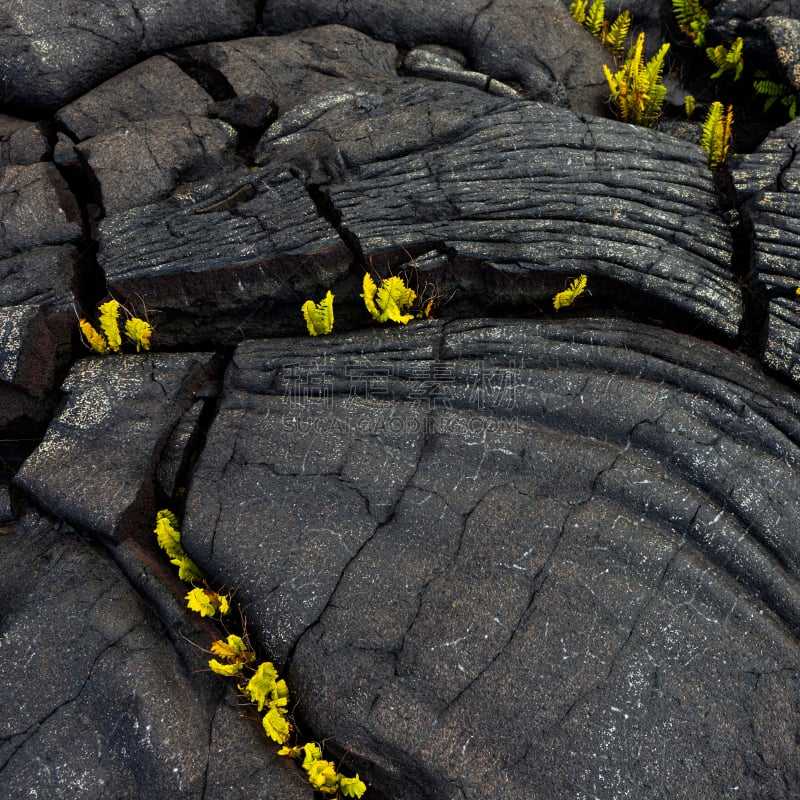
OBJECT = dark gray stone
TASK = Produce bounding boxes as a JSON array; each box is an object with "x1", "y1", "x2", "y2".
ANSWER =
[
  {"x1": 0, "y1": 0, "x2": 254, "y2": 112},
  {"x1": 177, "y1": 26, "x2": 400, "y2": 116},
  {"x1": 0, "y1": 244, "x2": 75, "y2": 310},
  {"x1": 401, "y1": 46, "x2": 522, "y2": 97},
  {"x1": 14, "y1": 353, "x2": 217, "y2": 541},
  {"x1": 180, "y1": 318, "x2": 800, "y2": 799},
  {"x1": 261, "y1": 0, "x2": 611, "y2": 115},
  {"x1": 262, "y1": 81, "x2": 740, "y2": 340},
  {"x1": 0, "y1": 303, "x2": 73, "y2": 428},
  {"x1": 734, "y1": 118, "x2": 800, "y2": 381},
  {"x1": 0, "y1": 163, "x2": 82, "y2": 257},
  {"x1": 97, "y1": 167, "x2": 350, "y2": 344},
  {"x1": 0, "y1": 246, "x2": 76, "y2": 430},
  {"x1": 77, "y1": 115, "x2": 239, "y2": 213},
  {"x1": 55, "y1": 55, "x2": 214, "y2": 142},
  {"x1": 0, "y1": 507, "x2": 312, "y2": 800},
  {"x1": 0, "y1": 115, "x2": 49, "y2": 166}
]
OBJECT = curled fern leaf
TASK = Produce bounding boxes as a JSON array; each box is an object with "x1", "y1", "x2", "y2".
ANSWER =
[
  {"x1": 79, "y1": 319, "x2": 109, "y2": 354},
  {"x1": 301, "y1": 290, "x2": 335, "y2": 336},
  {"x1": 553, "y1": 274, "x2": 588, "y2": 310}
]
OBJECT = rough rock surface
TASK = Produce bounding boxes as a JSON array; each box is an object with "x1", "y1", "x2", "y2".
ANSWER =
[
  {"x1": 179, "y1": 320, "x2": 800, "y2": 799},
  {"x1": 0, "y1": 0, "x2": 254, "y2": 112},
  {"x1": 734, "y1": 118, "x2": 800, "y2": 381},
  {"x1": 0, "y1": 508, "x2": 312, "y2": 800},
  {"x1": 261, "y1": 0, "x2": 611, "y2": 113},
  {"x1": 2, "y1": 2, "x2": 800, "y2": 799}
]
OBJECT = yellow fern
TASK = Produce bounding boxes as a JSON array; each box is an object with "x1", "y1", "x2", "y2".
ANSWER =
[
  {"x1": 603, "y1": 33, "x2": 670, "y2": 126},
  {"x1": 97, "y1": 300, "x2": 122, "y2": 353},
  {"x1": 553, "y1": 274, "x2": 588, "y2": 310},
  {"x1": 124, "y1": 317, "x2": 153, "y2": 351},
  {"x1": 301, "y1": 290, "x2": 335, "y2": 336},
  {"x1": 79, "y1": 319, "x2": 109, "y2": 354},
  {"x1": 700, "y1": 101, "x2": 733, "y2": 169},
  {"x1": 673, "y1": 0, "x2": 708, "y2": 46},
  {"x1": 361, "y1": 273, "x2": 417, "y2": 324},
  {"x1": 602, "y1": 10, "x2": 631, "y2": 59}
]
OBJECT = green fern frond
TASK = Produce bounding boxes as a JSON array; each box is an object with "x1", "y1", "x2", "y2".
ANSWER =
[
  {"x1": 569, "y1": 0, "x2": 589, "y2": 25},
  {"x1": 673, "y1": 0, "x2": 708, "y2": 46},
  {"x1": 707, "y1": 36, "x2": 744, "y2": 80},
  {"x1": 584, "y1": 0, "x2": 605, "y2": 37},
  {"x1": 700, "y1": 101, "x2": 733, "y2": 169},
  {"x1": 301, "y1": 290, "x2": 335, "y2": 336},
  {"x1": 685, "y1": 94, "x2": 696, "y2": 117},
  {"x1": 602, "y1": 10, "x2": 631, "y2": 59},
  {"x1": 754, "y1": 71, "x2": 798, "y2": 119},
  {"x1": 604, "y1": 33, "x2": 670, "y2": 126}
]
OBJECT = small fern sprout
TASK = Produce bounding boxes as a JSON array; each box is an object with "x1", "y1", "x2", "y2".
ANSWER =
[
  {"x1": 553, "y1": 274, "x2": 589, "y2": 310},
  {"x1": 98, "y1": 299, "x2": 123, "y2": 353},
  {"x1": 362, "y1": 273, "x2": 417, "y2": 324},
  {"x1": 79, "y1": 318, "x2": 110, "y2": 354},
  {"x1": 301, "y1": 290, "x2": 335, "y2": 336},
  {"x1": 707, "y1": 36, "x2": 744, "y2": 80},
  {"x1": 685, "y1": 94, "x2": 696, "y2": 117},
  {"x1": 700, "y1": 101, "x2": 734, "y2": 169},
  {"x1": 124, "y1": 317, "x2": 153, "y2": 351}
]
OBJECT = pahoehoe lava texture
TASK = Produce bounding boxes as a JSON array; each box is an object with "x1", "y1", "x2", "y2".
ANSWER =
[{"x1": 181, "y1": 318, "x2": 800, "y2": 800}]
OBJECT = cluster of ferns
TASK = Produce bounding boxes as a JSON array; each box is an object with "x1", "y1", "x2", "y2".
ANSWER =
[
  {"x1": 571, "y1": 0, "x2": 798, "y2": 167},
  {"x1": 155, "y1": 510, "x2": 367, "y2": 798}
]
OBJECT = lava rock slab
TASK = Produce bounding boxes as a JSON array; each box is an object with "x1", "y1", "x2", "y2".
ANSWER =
[
  {"x1": 262, "y1": 81, "x2": 740, "y2": 340},
  {"x1": 0, "y1": 0, "x2": 254, "y2": 112},
  {"x1": 734, "y1": 118, "x2": 800, "y2": 381},
  {"x1": 182, "y1": 318, "x2": 800, "y2": 799},
  {"x1": 261, "y1": 0, "x2": 611, "y2": 114},
  {"x1": 0, "y1": 507, "x2": 312, "y2": 800},
  {"x1": 14, "y1": 352, "x2": 217, "y2": 541}
]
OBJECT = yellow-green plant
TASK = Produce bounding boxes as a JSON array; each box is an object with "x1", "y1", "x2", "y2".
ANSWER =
[
  {"x1": 673, "y1": 0, "x2": 709, "y2": 47},
  {"x1": 155, "y1": 509, "x2": 203, "y2": 581},
  {"x1": 301, "y1": 290, "x2": 335, "y2": 336},
  {"x1": 754, "y1": 71, "x2": 798, "y2": 119},
  {"x1": 603, "y1": 33, "x2": 670, "y2": 126},
  {"x1": 154, "y1": 509, "x2": 366, "y2": 799},
  {"x1": 685, "y1": 94, "x2": 696, "y2": 117},
  {"x1": 707, "y1": 36, "x2": 744, "y2": 80},
  {"x1": 361, "y1": 273, "x2": 417, "y2": 324},
  {"x1": 569, "y1": 0, "x2": 631, "y2": 59},
  {"x1": 603, "y1": 10, "x2": 631, "y2": 60},
  {"x1": 553, "y1": 274, "x2": 588, "y2": 310},
  {"x1": 80, "y1": 298, "x2": 153, "y2": 354},
  {"x1": 570, "y1": 0, "x2": 604, "y2": 37},
  {"x1": 700, "y1": 101, "x2": 734, "y2": 169}
]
